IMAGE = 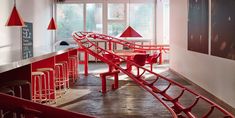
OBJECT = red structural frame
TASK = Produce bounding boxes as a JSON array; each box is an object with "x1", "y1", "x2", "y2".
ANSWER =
[{"x1": 73, "y1": 32, "x2": 235, "y2": 118}]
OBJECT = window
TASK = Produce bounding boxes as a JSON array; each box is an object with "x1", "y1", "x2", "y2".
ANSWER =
[
  {"x1": 129, "y1": 3, "x2": 154, "y2": 39},
  {"x1": 108, "y1": 4, "x2": 125, "y2": 20},
  {"x1": 107, "y1": 3, "x2": 126, "y2": 37},
  {"x1": 108, "y1": 23, "x2": 125, "y2": 36},
  {"x1": 86, "y1": 4, "x2": 103, "y2": 33},
  {"x1": 56, "y1": 1, "x2": 156, "y2": 41},
  {"x1": 163, "y1": 0, "x2": 169, "y2": 44},
  {"x1": 56, "y1": 4, "x2": 84, "y2": 40}
]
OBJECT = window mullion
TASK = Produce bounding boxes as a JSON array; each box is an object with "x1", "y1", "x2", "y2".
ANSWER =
[
  {"x1": 84, "y1": 3, "x2": 86, "y2": 32},
  {"x1": 103, "y1": 0, "x2": 108, "y2": 34}
]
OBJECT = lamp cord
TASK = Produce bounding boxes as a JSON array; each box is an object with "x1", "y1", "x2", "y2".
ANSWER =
[
  {"x1": 52, "y1": 0, "x2": 54, "y2": 17},
  {"x1": 129, "y1": 0, "x2": 130, "y2": 26}
]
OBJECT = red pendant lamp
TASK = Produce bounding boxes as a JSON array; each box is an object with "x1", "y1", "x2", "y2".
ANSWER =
[
  {"x1": 47, "y1": 17, "x2": 57, "y2": 30},
  {"x1": 120, "y1": 0, "x2": 142, "y2": 38},
  {"x1": 120, "y1": 26, "x2": 142, "y2": 37},
  {"x1": 47, "y1": 0, "x2": 57, "y2": 30},
  {"x1": 6, "y1": 0, "x2": 25, "y2": 27}
]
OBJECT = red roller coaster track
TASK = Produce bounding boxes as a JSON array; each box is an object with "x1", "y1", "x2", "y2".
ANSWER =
[{"x1": 73, "y1": 32, "x2": 234, "y2": 118}]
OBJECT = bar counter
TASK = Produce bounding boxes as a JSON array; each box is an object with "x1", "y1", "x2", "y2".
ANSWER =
[
  {"x1": 0, "y1": 48, "x2": 76, "y2": 73},
  {"x1": 0, "y1": 47, "x2": 80, "y2": 99}
]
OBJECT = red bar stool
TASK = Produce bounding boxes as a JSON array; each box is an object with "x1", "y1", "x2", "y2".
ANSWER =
[
  {"x1": 0, "y1": 87, "x2": 15, "y2": 96},
  {"x1": 0, "y1": 80, "x2": 30, "y2": 117},
  {"x1": 0, "y1": 80, "x2": 30, "y2": 98},
  {"x1": 103, "y1": 53, "x2": 121, "y2": 72},
  {"x1": 145, "y1": 53, "x2": 161, "y2": 71},
  {"x1": 68, "y1": 55, "x2": 78, "y2": 83},
  {"x1": 59, "y1": 61, "x2": 69, "y2": 89},
  {"x1": 55, "y1": 62, "x2": 68, "y2": 97},
  {"x1": 37, "y1": 68, "x2": 56, "y2": 103},
  {"x1": 31, "y1": 72, "x2": 48, "y2": 103},
  {"x1": 0, "y1": 87, "x2": 15, "y2": 118},
  {"x1": 129, "y1": 54, "x2": 148, "y2": 76}
]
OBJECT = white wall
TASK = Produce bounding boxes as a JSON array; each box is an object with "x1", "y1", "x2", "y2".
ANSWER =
[
  {"x1": 170, "y1": 0, "x2": 235, "y2": 108},
  {"x1": 0, "y1": 0, "x2": 52, "y2": 64}
]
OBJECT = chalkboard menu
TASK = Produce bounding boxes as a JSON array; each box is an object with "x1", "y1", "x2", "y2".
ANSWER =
[{"x1": 22, "y1": 22, "x2": 33, "y2": 59}]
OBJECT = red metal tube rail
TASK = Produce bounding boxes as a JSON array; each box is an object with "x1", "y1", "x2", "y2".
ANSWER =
[
  {"x1": 0, "y1": 93, "x2": 95, "y2": 118},
  {"x1": 73, "y1": 32, "x2": 235, "y2": 118},
  {"x1": 79, "y1": 32, "x2": 169, "y2": 64},
  {"x1": 79, "y1": 32, "x2": 169, "y2": 50}
]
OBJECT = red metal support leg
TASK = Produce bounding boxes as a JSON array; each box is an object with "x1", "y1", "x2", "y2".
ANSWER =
[
  {"x1": 126, "y1": 56, "x2": 133, "y2": 72},
  {"x1": 159, "y1": 47, "x2": 163, "y2": 65},
  {"x1": 100, "y1": 70, "x2": 120, "y2": 94},
  {"x1": 108, "y1": 41, "x2": 112, "y2": 50},
  {"x1": 150, "y1": 64, "x2": 153, "y2": 71},
  {"x1": 108, "y1": 65, "x2": 113, "y2": 72},
  {"x1": 84, "y1": 50, "x2": 88, "y2": 76},
  {"x1": 100, "y1": 75, "x2": 106, "y2": 94},
  {"x1": 113, "y1": 73, "x2": 119, "y2": 89}
]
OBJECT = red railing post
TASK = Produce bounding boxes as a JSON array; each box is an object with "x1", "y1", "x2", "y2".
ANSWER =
[
  {"x1": 84, "y1": 50, "x2": 88, "y2": 76},
  {"x1": 113, "y1": 73, "x2": 119, "y2": 89},
  {"x1": 100, "y1": 74, "x2": 107, "y2": 94},
  {"x1": 109, "y1": 40, "x2": 112, "y2": 50},
  {"x1": 159, "y1": 47, "x2": 163, "y2": 64}
]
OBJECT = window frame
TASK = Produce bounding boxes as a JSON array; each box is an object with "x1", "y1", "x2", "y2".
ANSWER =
[{"x1": 55, "y1": 0, "x2": 156, "y2": 43}]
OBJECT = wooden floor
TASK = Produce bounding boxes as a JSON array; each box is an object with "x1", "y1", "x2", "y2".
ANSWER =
[{"x1": 52, "y1": 63, "x2": 235, "y2": 118}]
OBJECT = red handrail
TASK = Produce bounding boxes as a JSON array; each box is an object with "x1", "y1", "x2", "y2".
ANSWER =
[
  {"x1": 73, "y1": 32, "x2": 235, "y2": 118},
  {"x1": 0, "y1": 93, "x2": 95, "y2": 118}
]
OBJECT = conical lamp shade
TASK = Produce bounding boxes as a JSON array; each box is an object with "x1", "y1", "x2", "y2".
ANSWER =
[
  {"x1": 47, "y1": 17, "x2": 57, "y2": 30},
  {"x1": 120, "y1": 26, "x2": 142, "y2": 38},
  {"x1": 6, "y1": 5, "x2": 25, "y2": 26}
]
